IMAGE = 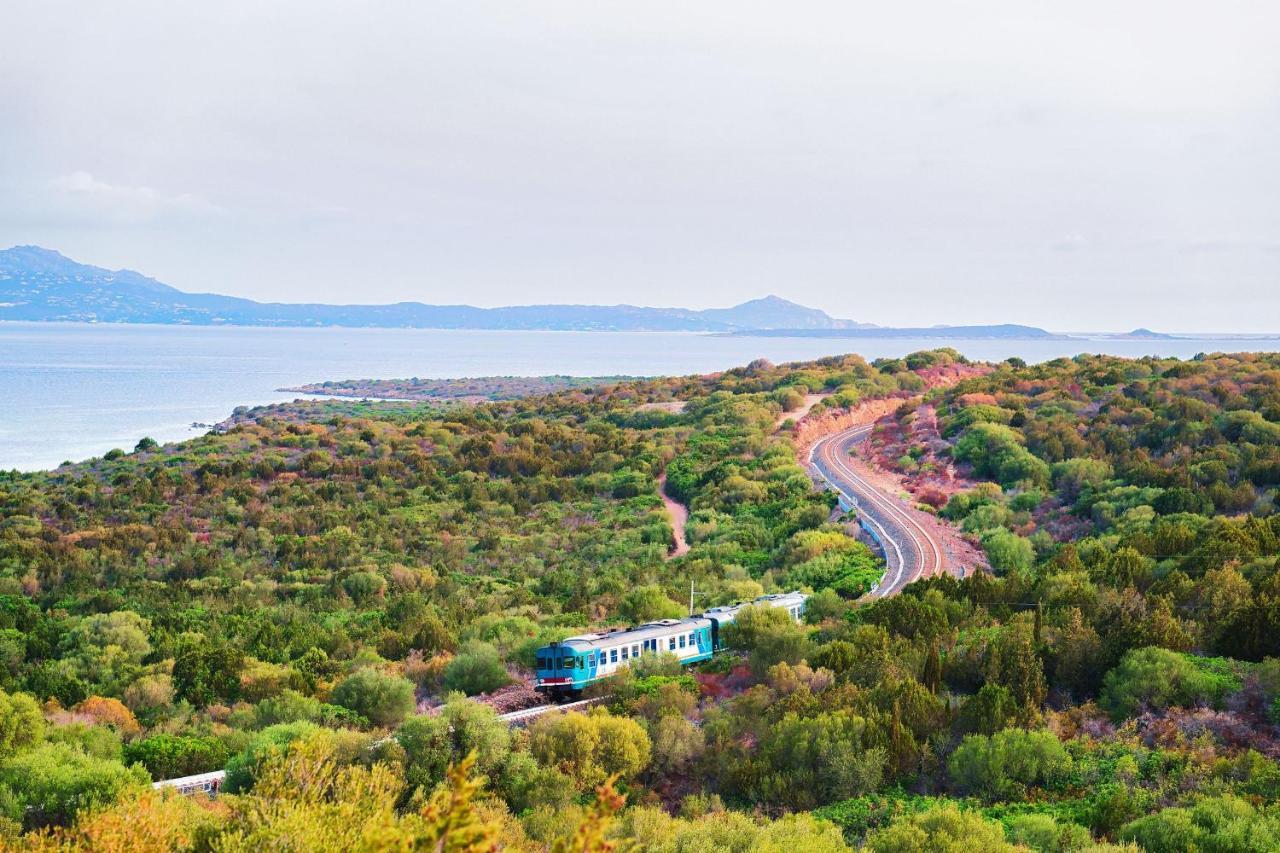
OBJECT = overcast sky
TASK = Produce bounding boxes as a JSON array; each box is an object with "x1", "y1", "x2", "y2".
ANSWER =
[{"x1": 2, "y1": 2, "x2": 1277, "y2": 331}]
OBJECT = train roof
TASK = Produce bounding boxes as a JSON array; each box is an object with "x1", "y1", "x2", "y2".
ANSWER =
[
  {"x1": 538, "y1": 591, "x2": 809, "y2": 654},
  {"x1": 552, "y1": 617, "x2": 711, "y2": 651},
  {"x1": 702, "y1": 591, "x2": 808, "y2": 620},
  {"x1": 753, "y1": 591, "x2": 808, "y2": 608}
]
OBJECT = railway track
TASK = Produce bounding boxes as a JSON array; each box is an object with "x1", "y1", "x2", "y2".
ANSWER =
[
  {"x1": 809, "y1": 423, "x2": 946, "y2": 597},
  {"x1": 497, "y1": 695, "x2": 604, "y2": 725},
  {"x1": 155, "y1": 696, "x2": 604, "y2": 794},
  {"x1": 160, "y1": 428, "x2": 941, "y2": 797}
]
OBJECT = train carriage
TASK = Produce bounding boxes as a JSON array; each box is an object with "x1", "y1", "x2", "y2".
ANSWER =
[
  {"x1": 536, "y1": 617, "x2": 713, "y2": 696},
  {"x1": 535, "y1": 591, "x2": 807, "y2": 696}
]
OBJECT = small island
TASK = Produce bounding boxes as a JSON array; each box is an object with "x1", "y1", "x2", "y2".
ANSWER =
[{"x1": 281, "y1": 374, "x2": 634, "y2": 402}]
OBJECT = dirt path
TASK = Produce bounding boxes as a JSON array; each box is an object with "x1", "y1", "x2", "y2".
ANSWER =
[
  {"x1": 658, "y1": 473, "x2": 691, "y2": 558},
  {"x1": 774, "y1": 393, "x2": 829, "y2": 430}
]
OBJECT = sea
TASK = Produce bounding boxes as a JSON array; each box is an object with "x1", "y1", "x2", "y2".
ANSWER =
[{"x1": 3, "y1": 321, "x2": 1278, "y2": 473}]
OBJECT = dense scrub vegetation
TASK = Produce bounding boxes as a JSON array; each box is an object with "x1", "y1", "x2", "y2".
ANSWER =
[{"x1": 0, "y1": 349, "x2": 1277, "y2": 850}]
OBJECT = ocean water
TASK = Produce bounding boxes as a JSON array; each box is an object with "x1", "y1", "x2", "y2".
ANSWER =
[{"x1": 2, "y1": 321, "x2": 1277, "y2": 472}]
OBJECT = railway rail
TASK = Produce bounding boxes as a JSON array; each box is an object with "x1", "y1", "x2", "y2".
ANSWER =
[
  {"x1": 497, "y1": 695, "x2": 604, "y2": 725},
  {"x1": 159, "y1": 423, "x2": 937, "y2": 797},
  {"x1": 809, "y1": 423, "x2": 946, "y2": 597},
  {"x1": 155, "y1": 695, "x2": 606, "y2": 795}
]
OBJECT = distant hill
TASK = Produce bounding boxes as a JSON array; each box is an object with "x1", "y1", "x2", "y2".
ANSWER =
[
  {"x1": 1116, "y1": 328, "x2": 1179, "y2": 340},
  {"x1": 0, "y1": 245, "x2": 866, "y2": 332}
]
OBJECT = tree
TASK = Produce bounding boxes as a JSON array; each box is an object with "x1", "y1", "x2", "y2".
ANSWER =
[
  {"x1": 441, "y1": 641, "x2": 511, "y2": 696},
  {"x1": 991, "y1": 628, "x2": 1047, "y2": 722},
  {"x1": 1120, "y1": 795, "x2": 1280, "y2": 852},
  {"x1": 73, "y1": 697, "x2": 141, "y2": 738},
  {"x1": 330, "y1": 668, "x2": 416, "y2": 728},
  {"x1": 867, "y1": 803, "x2": 1018, "y2": 852},
  {"x1": 947, "y1": 728, "x2": 1071, "y2": 802},
  {"x1": 64, "y1": 612, "x2": 152, "y2": 696},
  {"x1": 122, "y1": 673, "x2": 175, "y2": 715},
  {"x1": 394, "y1": 696, "x2": 511, "y2": 794},
  {"x1": 223, "y1": 722, "x2": 323, "y2": 793},
  {"x1": 255, "y1": 690, "x2": 323, "y2": 727},
  {"x1": 0, "y1": 742, "x2": 149, "y2": 828},
  {"x1": 1050, "y1": 608, "x2": 1104, "y2": 698},
  {"x1": 980, "y1": 528, "x2": 1035, "y2": 574},
  {"x1": 953, "y1": 422, "x2": 1050, "y2": 489},
  {"x1": 747, "y1": 711, "x2": 885, "y2": 809},
  {"x1": 213, "y1": 733, "x2": 503, "y2": 851},
  {"x1": 1005, "y1": 814, "x2": 1092, "y2": 852},
  {"x1": 921, "y1": 643, "x2": 942, "y2": 695},
  {"x1": 722, "y1": 604, "x2": 811, "y2": 676},
  {"x1": 21, "y1": 786, "x2": 221, "y2": 852},
  {"x1": 1099, "y1": 647, "x2": 1230, "y2": 721},
  {"x1": 958, "y1": 684, "x2": 1016, "y2": 736},
  {"x1": 0, "y1": 688, "x2": 44, "y2": 760},
  {"x1": 803, "y1": 588, "x2": 852, "y2": 624},
  {"x1": 811, "y1": 625, "x2": 907, "y2": 687},
  {"x1": 529, "y1": 710, "x2": 651, "y2": 790},
  {"x1": 172, "y1": 634, "x2": 244, "y2": 707},
  {"x1": 123, "y1": 734, "x2": 230, "y2": 780},
  {"x1": 620, "y1": 807, "x2": 851, "y2": 852},
  {"x1": 617, "y1": 585, "x2": 685, "y2": 624},
  {"x1": 647, "y1": 715, "x2": 704, "y2": 776}
]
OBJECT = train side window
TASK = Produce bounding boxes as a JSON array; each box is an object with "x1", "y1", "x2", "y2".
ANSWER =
[
  {"x1": 632, "y1": 644, "x2": 639, "y2": 657},
  {"x1": 669, "y1": 637, "x2": 676, "y2": 650},
  {"x1": 688, "y1": 632, "x2": 695, "y2": 645},
  {"x1": 610, "y1": 648, "x2": 618, "y2": 663},
  {"x1": 621, "y1": 647, "x2": 629, "y2": 660},
  {"x1": 536, "y1": 657, "x2": 545, "y2": 669},
  {"x1": 678, "y1": 635, "x2": 685, "y2": 648}
]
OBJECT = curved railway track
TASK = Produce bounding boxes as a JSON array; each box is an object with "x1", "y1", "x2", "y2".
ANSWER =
[{"x1": 809, "y1": 424, "x2": 946, "y2": 597}]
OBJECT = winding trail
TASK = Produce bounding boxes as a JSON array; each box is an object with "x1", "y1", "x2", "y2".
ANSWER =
[
  {"x1": 774, "y1": 393, "x2": 829, "y2": 430},
  {"x1": 658, "y1": 473, "x2": 690, "y2": 558},
  {"x1": 809, "y1": 424, "x2": 949, "y2": 597}
]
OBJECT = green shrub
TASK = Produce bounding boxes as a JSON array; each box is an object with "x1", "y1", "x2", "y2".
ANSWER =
[
  {"x1": 948, "y1": 728, "x2": 1072, "y2": 802},
  {"x1": 441, "y1": 641, "x2": 511, "y2": 696},
  {"x1": 330, "y1": 668, "x2": 416, "y2": 727},
  {"x1": 1099, "y1": 647, "x2": 1243, "y2": 721},
  {"x1": 122, "y1": 733, "x2": 230, "y2": 780}
]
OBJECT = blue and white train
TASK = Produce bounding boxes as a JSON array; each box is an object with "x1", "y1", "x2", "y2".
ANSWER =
[{"x1": 534, "y1": 591, "x2": 808, "y2": 696}]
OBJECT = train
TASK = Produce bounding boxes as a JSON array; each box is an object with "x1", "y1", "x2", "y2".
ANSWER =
[{"x1": 534, "y1": 591, "x2": 808, "y2": 696}]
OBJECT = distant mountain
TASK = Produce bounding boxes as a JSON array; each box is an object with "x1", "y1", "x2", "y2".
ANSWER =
[
  {"x1": 0, "y1": 245, "x2": 865, "y2": 332},
  {"x1": 700, "y1": 295, "x2": 876, "y2": 331},
  {"x1": 1116, "y1": 328, "x2": 1179, "y2": 340}
]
